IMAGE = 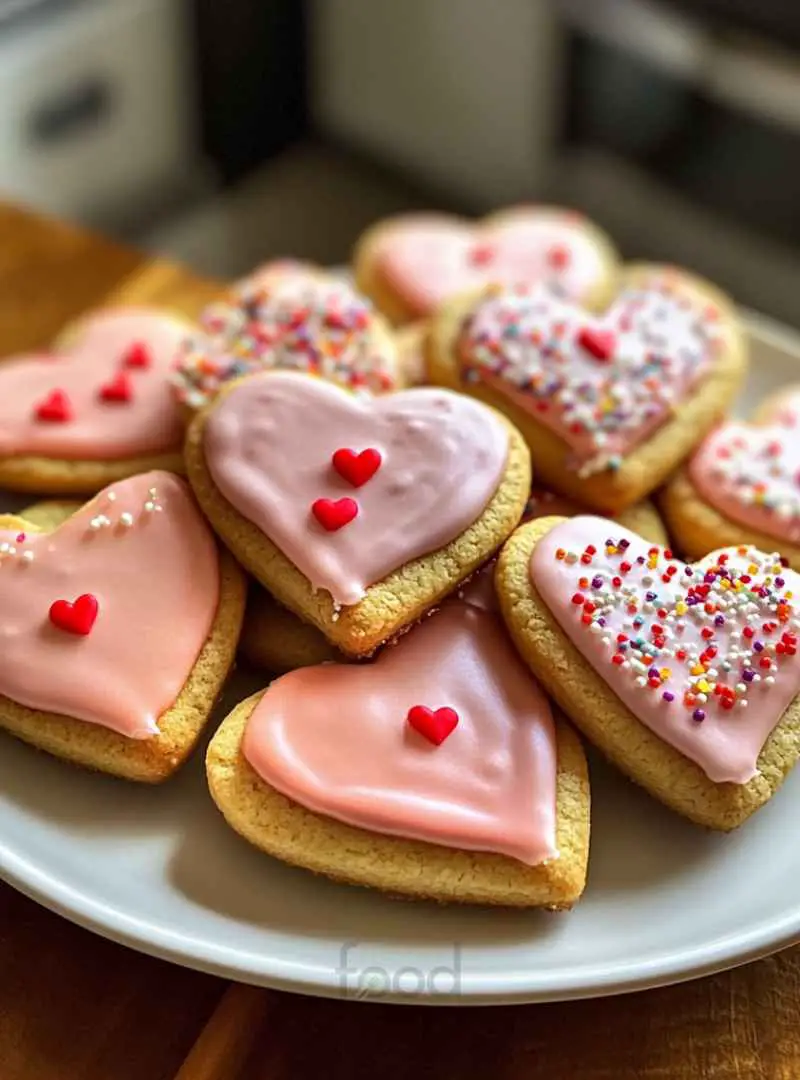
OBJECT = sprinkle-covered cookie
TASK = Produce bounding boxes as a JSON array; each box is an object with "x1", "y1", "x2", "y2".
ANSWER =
[
  {"x1": 0, "y1": 308, "x2": 193, "y2": 495},
  {"x1": 662, "y1": 387, "x2": 800, "y2": 569},
  {"x1": 208, "y1": 577, "x2": 589, "y2": 907},
  {"x1": 427, "y1": 264, "x2": 748, "y2": 512},
  {"x1": 354, "y1": 205, "x2": 620, "y2": 324},
  {"x1": 497, "y1": 515, "x2": 800, "y2": 828},
  {"x1": 171, "y1": 265, "x2": 402, "y2": 410},
  {"x1": 0, "y1": 471, "x2": 246, "y2": 780}
]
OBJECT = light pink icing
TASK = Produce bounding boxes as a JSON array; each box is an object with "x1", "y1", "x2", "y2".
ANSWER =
[
  {"x1": 531, "y1": 516, "x2": 800, "y2": 783},
  {"x1": 461, "y1": 276, "x2": 727, "y2": 472},
  {"x1": 0, "y1": 309, "x2": 187, "y2": 460},
  {"x1": 377, "y1": 209, "x2": 609, "y2": 316},
  {"x1": 689, "y1": 389, "x2": 800, "y2": 545},
  {"x1": 203, "y1": 371, "x2": 509, "y2": 605},
  {"x1": 0, "y1": 471, "x2": 219, "y2": 738},
  {"x1": 242, "y1": 586, "x2": 558, "y2": 865}
]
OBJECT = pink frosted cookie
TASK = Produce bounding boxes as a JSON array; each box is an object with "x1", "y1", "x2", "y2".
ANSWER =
[
  {"x1": 185, "y1": 369, "x2": 530, "y2": 656},
  {"x1": 0, "y1": 307, "x2": 193, "y2": 495},
  {"x1": 0, "y1": 471, "x2": 245, "y2": 780},
  {"x1": 354, "y1": 205, "x2": 620, "y2": 324},
  {"x1": 171, "y1": 263, "x2": 403, "y2": 411},
  {"x1": 497, "y1": 514, "x2": 800, "y2": 828},
  {"x1": 662, "y1": 387, "x2": 800, "y2": 569},
  {"x1": 207, "y1": 577, "x2": 589, "y2": 907},
  {"x1": 428, "y1": 263, "x2": 748, "y2": 512}
]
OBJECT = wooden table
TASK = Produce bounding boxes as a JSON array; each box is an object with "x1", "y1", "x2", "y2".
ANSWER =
[{"x1": 1, "y1": 201, "x2": 799, "y2": 1080}]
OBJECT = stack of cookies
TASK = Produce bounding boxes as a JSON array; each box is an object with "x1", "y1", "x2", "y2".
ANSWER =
[{"x1": 1, "y1": 205, "x2": 798, "y2": 913}]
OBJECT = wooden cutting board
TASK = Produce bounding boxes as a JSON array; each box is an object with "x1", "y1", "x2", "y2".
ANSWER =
[{"x1": 1, "y1": 201, "x2": 799, "y2": 1080}]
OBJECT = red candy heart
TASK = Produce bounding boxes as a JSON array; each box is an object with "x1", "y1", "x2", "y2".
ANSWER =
[
  {"x1": 468, "y1": 243, "x2": 495, "y2": 267},
  {"x1": 123, "y1": 341, "x2": 152, "y2": 370},
  {"x1": 48, "y1": 593, "x2": 99, "y2": 636},
  {"x1": 34, "y1": 389, "x2": 73, "y2": 423},
  {"x1": 407, "y1": 704, "x2": 459, "y2": 745},
  {"x1": 98, "y1": 371, "x2": 133, "y2": 403},
  {"x1": 332, "y1": 447, "x2": 382, "y2": 487},
  {"x1": 577, "y1": 327, "x2": 615, "y2": 361},
  {"x1": 311, "y1": 497, "x2": 358, "y2": 531}
]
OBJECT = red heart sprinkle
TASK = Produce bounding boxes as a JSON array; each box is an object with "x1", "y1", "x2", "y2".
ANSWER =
[
  {"x1": 469, "y1": 243, "x2": 495, "y2": 267},
  {"x1": 48, "y1": 593, "x2": 99, "y2": 636},
  {"x1": 407, "y1": 705, "x2": 459, "y2": 746},
  {"x1": 577, "y1": 327, "x2": 615, "y2": 361},
  {"x1": 546, "y1": 244, "x2": 571, "y2": 270},
  {"x1": 98, "y1": 371, "x2": 134, "y2": 403},
  {"x1": 123, "y1": 341, "x2": 152, "y2": 369},
  {"x1": 34, "y1": 389, "x2": 73, "y2": 423},
  {"x1": 332, "y1": 447, "x2": 382, "y2": 487},
  {"x1": 311, "y1": 497, "x2": 358, "y2": 531}
]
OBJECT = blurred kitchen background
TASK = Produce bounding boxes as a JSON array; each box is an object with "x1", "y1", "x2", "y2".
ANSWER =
[{"x1": 1, "y1": 0, "x2": 799, "y2": 322}]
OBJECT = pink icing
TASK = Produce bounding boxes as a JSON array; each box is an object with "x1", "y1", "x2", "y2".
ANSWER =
[
  {"x1": 203, "y1": 371, "x2": 509, "y2": 606},
  {"x1": 531, "y1": 516, "x2": 800, "y2": 784},
  {"x1": 689, "y1": 389, "x2": 800, "y2": 545},
  {"x1": 0, "y1": 308, "x2": 187, "y2": 460},
  {"x1": 0, "y1": 471, "x2": 219, "y2": 738},
  {"x1": 242, "y1": 587, "x2": 558, "y2": 865},
  {"x1": 376, "y1": 209, "x2": 609, "y2": 317},
  {"x1": 461, "y1": 276, "x2": 726, "y2": 472}
]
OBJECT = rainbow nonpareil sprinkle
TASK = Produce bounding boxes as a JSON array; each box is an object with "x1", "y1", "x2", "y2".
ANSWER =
[
  {"x1": 460, "y1": 276, "x2": 724, "y2": 475},
  {"x1": 553, "y1": 537, "x2": 799, "y2": 720},
  {"x1": 171, "y1": 275, "x2": 396, "y2": 408}
]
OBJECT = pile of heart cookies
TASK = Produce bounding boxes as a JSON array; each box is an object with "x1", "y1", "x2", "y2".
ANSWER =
[{"x1": 2, "y1": 203, "x2": 800, "y2": 913}]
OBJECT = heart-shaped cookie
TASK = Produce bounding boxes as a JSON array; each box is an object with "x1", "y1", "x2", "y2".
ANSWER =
[
  {"x1": 0, "y1": 471, "x2": 246, "y2": 781},
  {"x1": 354, "y1": 206, "x2": 620, "y2": 324},
  {"x1": 207, "y1": 584, "x2": 589, "y2": 907},
  {"x1": 172, "y1": 265, "x2": 403, "y2": 411},
  {"x1": 428, "y1": 264, "x2": 747, "y2": 512},
  {"x1": 185, "y1": 370, "x2": 530, "y2": 656},
  {"x1": 662, "y1": 387, "x2": 800, "y2": 569},
  {"x1": 0, "y1": 308, "x2": 193, "y2": 495},
  {"x1": 496, "y1": 515, "x2": 800, "y2": 828}
]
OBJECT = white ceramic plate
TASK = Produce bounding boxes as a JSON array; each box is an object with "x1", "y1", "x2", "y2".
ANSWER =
[{"x1": 1, "y1": 313, "x2": 799, "y2": 1005}]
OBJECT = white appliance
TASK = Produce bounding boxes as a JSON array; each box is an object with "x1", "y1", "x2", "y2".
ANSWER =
[{"x1": 0, "y1": 0, "x2": 198, "y2": 226}]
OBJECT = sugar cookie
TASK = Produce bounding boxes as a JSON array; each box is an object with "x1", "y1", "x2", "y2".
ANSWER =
[
  {"x1": 497, "y1": 515, "x2": 800, "y2": 829},
  {"x1": 427, "y1": 264, "x2": 747, "y2": 512},
  {"x1": 0, "y1": 308, "x2": 193, "y2": 495},
  {"x1": 354, "y1": 205, "x2": 619, "y2": 324},
  {"x1": 0, "y1": 471, "x2": 246, "y2": 781},
  {"x1": 185, "y1": 370, "x2": 530, "y2": 657},
  {"x1": 171, "y1": 264, "x2": 403, "y2": 411},
  {"x1": 208, "y1": 579, "x2": 589, "y2": 907},
  {"x1": 662, "y1": 386, "x2": 800, "y2": 569}
]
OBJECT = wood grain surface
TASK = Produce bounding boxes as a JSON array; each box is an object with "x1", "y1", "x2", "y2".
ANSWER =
[{"x1": 0, "y1": 201, "x2": 799, "y2": 1080}]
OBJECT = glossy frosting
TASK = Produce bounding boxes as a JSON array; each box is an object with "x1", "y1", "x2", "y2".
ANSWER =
[
  {"x1": 172, "y1": 267, "x2": 397, "y2": 407},
  {"x1": 203, "y1": 371, "x2": 509, "y2": 605},
  {"x1": 243, "y1": 580, "x2": 558, "y2": 865},
  {"x1": 0, "y1": 309, "x2": 187, "y2": 459},
  {"x1": 461, "y1": 275, "x2": 726, "y2": 473},
  {"x1": 376, "y1": 209, "x2": 609, "y2": 316},
  {"x1": 531, "y1": 516, "x2": 800, "y2": 783},
  {"x1": 689, "y1": 389, "x2": 800, "y2": 544},
  {"x1": 0, "y1": 471, "x2": 219, "y2": 737}
]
